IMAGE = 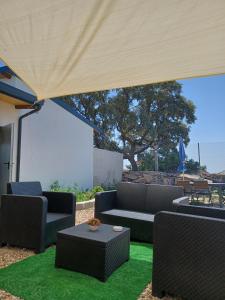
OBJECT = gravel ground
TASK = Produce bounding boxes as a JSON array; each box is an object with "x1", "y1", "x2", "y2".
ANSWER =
[{"x1": 0, "y1": 208, "x2": 174, "y2": 300}]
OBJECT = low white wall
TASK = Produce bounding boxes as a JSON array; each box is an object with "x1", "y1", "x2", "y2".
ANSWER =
[
  {"x1": 93, "y1": 148, "x2": 123, "y2": 187},
  {"x1": 20, "y1": 100, "x2": 93, "y2": 190}
]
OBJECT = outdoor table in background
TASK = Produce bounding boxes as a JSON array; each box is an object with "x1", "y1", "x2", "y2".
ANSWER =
[{"x1": 209, "y1": 183, "x2": 225, "y2": 208}]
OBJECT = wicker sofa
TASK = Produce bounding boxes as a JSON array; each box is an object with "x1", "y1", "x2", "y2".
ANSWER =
[
  {"x1": 95, "y1": 182, "x2": 183, "y2": 242},
  {"x1": 0, "y1": 181, "x2": 76, "y2": 253},
  {"x1": 152, "y1": 210, "x2": 225, "y2": 299}
]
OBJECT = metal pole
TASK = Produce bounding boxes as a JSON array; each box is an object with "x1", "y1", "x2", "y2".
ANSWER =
[
  {"x1": 198, "y1": 142, "x2": 201, "y2": 167},
  {"x1": 197, "y1": 142, "x2": 201, "y2": 177},
  {"x1": 154, "y1": 148, "x2": 159, "y2": 171}
]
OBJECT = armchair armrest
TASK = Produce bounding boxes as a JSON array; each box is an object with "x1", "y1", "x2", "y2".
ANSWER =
[
  {"x1": 173, "y1": 196, "x2": 189, "y2": 207},
  {"x1": 173, "y1": 198, "x2": 225, "y2": 219},
  {"x1": 43, "y1": 191, "x2": 75, "y2": 216},
  {"x1": 152, "y1": 211, "x2": 225, "y2": 299},
  {"x1": 1, "y1": 194, "x2": 47, "y2": 223},
  {"x1": 1, "y1": 194, "x2": 48, "y2": 252},
  {"x1": 95, "y1": 191, "x2": 117, "y2": 217}
]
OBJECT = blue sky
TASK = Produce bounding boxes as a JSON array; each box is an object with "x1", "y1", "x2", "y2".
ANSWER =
[{"x1": 179, "y1": 75, "x2": 225, "y2": 173}]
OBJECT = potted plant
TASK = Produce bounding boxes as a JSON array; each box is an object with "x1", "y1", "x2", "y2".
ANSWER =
[{"x1": 87, "y1": 218, "x2": 101, "y2": 231}]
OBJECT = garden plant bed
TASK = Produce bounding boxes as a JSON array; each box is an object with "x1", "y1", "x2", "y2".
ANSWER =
[{"x1": 76, "y1": 199, "x2": 95, "y2": 210}]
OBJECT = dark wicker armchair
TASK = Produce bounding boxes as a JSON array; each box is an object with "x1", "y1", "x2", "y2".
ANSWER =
[
  {"x1": 0, "y1": 181, "x2": 76, "y2": 253},
  {"x1": 152, "y1": 211, "x2": 225, "y2": 299}
]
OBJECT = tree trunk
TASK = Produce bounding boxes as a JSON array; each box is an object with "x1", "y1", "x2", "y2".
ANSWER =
[{"x1": 129, "y1": 156, "x2": 138, "y2": 171}]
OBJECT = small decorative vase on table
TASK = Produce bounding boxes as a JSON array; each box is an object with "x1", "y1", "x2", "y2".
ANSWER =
[{"x1": 87, "y1": 218, "x2": 101, "y2": 231}]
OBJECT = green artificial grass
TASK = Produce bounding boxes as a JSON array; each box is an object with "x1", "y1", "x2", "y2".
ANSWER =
[{"x1": 0, "y1": 243, "x2": 153, "y2": 300}]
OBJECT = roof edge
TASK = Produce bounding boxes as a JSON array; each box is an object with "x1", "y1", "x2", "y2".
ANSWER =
[
  {"x1": 0, "y1": 66, "x2": 15, "y2": 76},
  {"x1": 0, "y1": 81, "x2": 36, "y2": 104}
]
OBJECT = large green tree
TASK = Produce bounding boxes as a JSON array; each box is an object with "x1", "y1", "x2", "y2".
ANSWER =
[
  {"x1": 63, "y1": 81, "x2": 196, "y2": 171},
  {"x1": 63, "y1": 91, "x2": 117, "y2": 150},
  {"x1": 137, "y1": 149, "x2": 206, "y2": 174},
  {"x1": 137, "y1": 149, "x2": 180, "y2": 172}
]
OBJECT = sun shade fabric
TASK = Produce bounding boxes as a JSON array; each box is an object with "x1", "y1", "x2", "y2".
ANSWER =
[{"x1": 0, "y1": 0, "x2": 225, "y2": 100}]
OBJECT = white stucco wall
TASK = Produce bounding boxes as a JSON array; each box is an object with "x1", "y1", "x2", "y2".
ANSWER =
[
  {"x1": 0, "y1": 100, "x2": 18, "y2": 181},
  {"x1": 93, "y1": 148, "x2": 123, "y2": 187},
  {"x1": 20, "y1": 100, "x2": 93, "y2": 190}
]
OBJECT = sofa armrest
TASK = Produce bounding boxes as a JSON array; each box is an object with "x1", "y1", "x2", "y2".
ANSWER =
[
  {"x1": 95, "y1": 191, "x2": 117, "y2": 216},
  {"x1": 152, "y1": 211, "x2": 225, "y2": 299},
  {"x1": 43, "y1": 191, "x2": 76, "y2": 216},
  {"x1": 1, "y1": 194, "x2": 48, "y2": 251}
]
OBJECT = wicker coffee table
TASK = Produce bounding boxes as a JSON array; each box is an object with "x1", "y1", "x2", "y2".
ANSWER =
[{"x1": 55, "y1": 223, "x2": 130, "y2": 281}]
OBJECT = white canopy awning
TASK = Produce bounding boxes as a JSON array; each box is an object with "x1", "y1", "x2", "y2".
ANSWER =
[{"x1": 0, "y1": 0, "x2": 225, "y2": 100}]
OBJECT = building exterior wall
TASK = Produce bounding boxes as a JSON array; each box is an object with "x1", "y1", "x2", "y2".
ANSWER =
[
  {"x1": 0, "y1": 100, "x2": 18, "y2": 181},
  {"x1": 93, "y1": 148, "x2": 123, "y2": 187},
  {"x1": 20, "y1": 100, "x2": 93, "y2": 190}
]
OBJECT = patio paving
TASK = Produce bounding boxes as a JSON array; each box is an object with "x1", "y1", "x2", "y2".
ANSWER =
[{"x1": 0, "y1": 208, "x2": 174, "y2": 300}]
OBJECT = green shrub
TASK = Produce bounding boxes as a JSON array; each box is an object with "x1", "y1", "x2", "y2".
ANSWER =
[{"x1": 49, "y1": 181, "x2": 104, "y2": 202}]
